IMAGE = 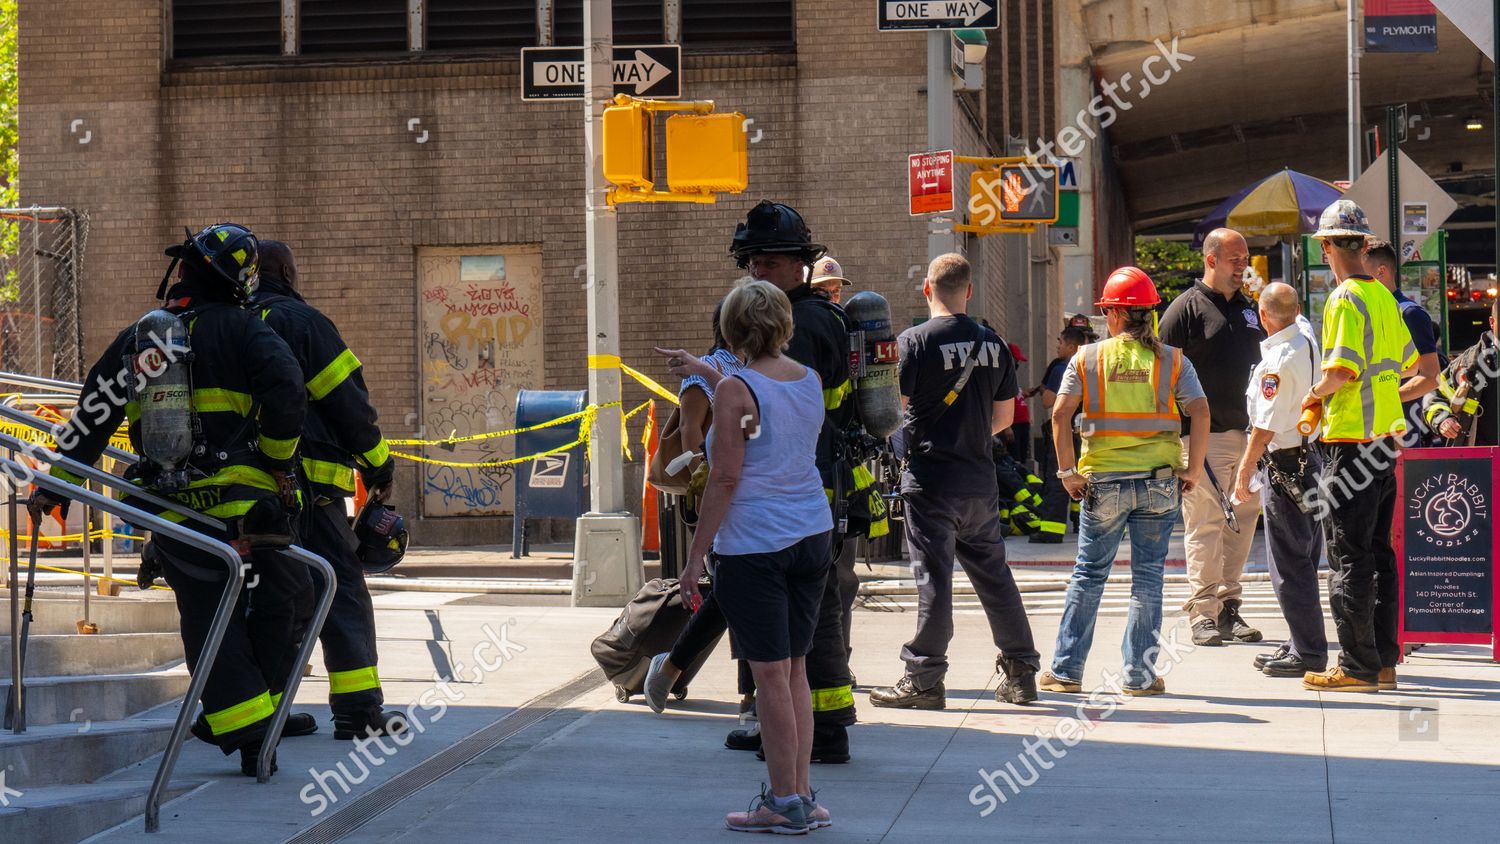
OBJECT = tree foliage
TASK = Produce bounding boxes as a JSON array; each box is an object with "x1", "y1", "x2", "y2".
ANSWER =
[
  {"x1": 1134, "y1": 238, "x2": 1202, "y2": 304},
  {"x1": 1, "y1": 0, "x2": 17, "y2": 297}
]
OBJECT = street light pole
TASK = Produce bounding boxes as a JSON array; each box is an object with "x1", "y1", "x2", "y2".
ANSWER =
[
  {"x1": 574, "y1": 0, "x2": 643, "y2": 607},
  {"x1": 1348, "y1": 0, "x2": 1362, "y2": 183},
  {"x1": 927, "y1": 30, "x2": 955, "y2": 263}
]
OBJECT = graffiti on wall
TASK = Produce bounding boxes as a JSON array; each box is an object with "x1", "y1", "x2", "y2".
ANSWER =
[{"x1": 418, "y1": 249, "x2": 544, "y2": 517}]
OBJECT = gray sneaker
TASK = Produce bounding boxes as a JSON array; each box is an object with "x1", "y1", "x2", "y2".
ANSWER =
[
  {"x1": 802, "y1": 791, "x2": 831, "y2": 829},
  {"x1": 725, "y1": 785, "x2": 808, "y2": 835},
  {"x1": 643, "y1": 652, "x2": 673, "y2": 714}
]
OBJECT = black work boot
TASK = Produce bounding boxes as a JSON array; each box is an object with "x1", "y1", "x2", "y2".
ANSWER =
[
  {"x1": 725, "y1": 699, "x2": 761, "y2": 751},
  {"x1": 239, "y1": 744, "x2": 277, "y2": 777},
  {"x1": 1217, "y1": 599, "x2": 1263, "y2": 642},
  {"x1": 995, "y1": 658, "x2": 1038, "y2": 705},
  {"x1": 810, "y1": 723, "x2": 850, "y2": 764},
  {"x1": 870, "y1": 676, "x2": 946, "y2": 710},
  {"x1": 193, "y1": 711, "x2": 316, "y2": 743},
  {"x1": 333, "y1": 707, "x2": 409, "y2": 741},
  {"x1": 1192, "y1": 618, "x2": 1224, "y2": 646},
  {"x1": 1254, "y1": 644, "x2": 1290, "y2": 670}
]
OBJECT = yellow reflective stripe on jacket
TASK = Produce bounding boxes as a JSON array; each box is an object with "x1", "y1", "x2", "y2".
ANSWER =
[
  {"x1": 303, "y1": 457, "x2": 356, "y2": 492},
  {"x1": 187, "y1": 464, "x2": 282, "y2": 494},
  {"x1": 810, "y1": 684, "x2": 855, "y2": 712},
  {"x1": 1076, "y1": 338, "x2": 1185, "y2": 475},
  {"x1": 822, "y1": 378, "x2": 852, "y2": 410},
  {"x1": 204, "y1": 690, "x2": 274, "y2": 735},
  {"x1": 205, "y1": 499, "x2": 260, "y2": 519},
  {"x1": 307, "y1": 349, "x2": 361, "y2": 401},
  {"x1": 193, "y1": 387, "x2": 253, "y2": 416},
  {"x1": 328, "y1": 666, "x2": 381, "y2": 695},
  {"x1": 259, "y1": 432, "x2": 299, "y2": 462},
  {"x1": 361, "y1": 438, "x2": 391, "y2": 469}
]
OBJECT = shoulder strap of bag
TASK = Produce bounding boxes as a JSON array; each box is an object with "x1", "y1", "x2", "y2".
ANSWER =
[{"x1": 908, "y1": 319, "x2": 987, "y2": 456}]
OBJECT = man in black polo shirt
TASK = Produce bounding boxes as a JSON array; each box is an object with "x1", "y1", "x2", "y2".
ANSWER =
[
  {"x1": 1160, "y1": 227, "x2": 1266, "y2": 646},
  {"x1": 869, "y1": 253, "x2": 1040, "y2": 710}
]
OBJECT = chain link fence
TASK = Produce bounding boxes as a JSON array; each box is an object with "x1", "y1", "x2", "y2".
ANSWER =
[{"x1": 0, "y1": 207, "x2": 88, "y2": 380}]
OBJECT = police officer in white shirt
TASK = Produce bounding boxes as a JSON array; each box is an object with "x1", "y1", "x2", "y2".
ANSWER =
[{"x1": 1233, "y1": 282, "x2": 1329, "y2": 677}]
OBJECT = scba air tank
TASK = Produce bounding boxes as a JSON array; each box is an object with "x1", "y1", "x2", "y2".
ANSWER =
[
  {"x1": 130, "y1": 309, "x2": 194, "y2": 478},
  {"x1": 841, "y1": 291, "x2": 902, "y2": 439}
]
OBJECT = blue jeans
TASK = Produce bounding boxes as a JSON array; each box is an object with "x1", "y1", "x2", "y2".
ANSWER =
[{"x1": 1050, "y1": 475, "x2": 1181, "y2": 690}]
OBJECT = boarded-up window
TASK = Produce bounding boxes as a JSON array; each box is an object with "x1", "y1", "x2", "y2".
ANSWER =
[
  {"x1": 172, "y1": 0, "x2": 282, "y2": 59},
  {"x1": 300, "y1": 0, "x2": 409, "y2": 54},
  {"x1": 427, "y1": 1, "x2": 538, "y2": 51},
  {"x1": 554, "y1": 0, "x2": 664, "y2": 45},
  {"x1": 682, "y1": 0, "x2": 794, "y2": 51}
]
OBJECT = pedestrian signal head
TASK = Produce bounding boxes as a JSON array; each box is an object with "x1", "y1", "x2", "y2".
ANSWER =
[{"x1": 1095, "y1": 266, "x2": 1160, "y2": 309}]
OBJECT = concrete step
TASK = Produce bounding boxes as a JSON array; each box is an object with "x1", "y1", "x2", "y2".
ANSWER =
[
  {"x1": 0, "y1": 780, "x2": 200, "y2": 842},
  {"x1": 0, "y1": 668, "x2": 188, "y2": 727},
  {"x1": 0, "y1": 717, "x2": 176, "y2": 787},
  {"x1": 0, "y1": 632, "x2": 183, "y2": 678},
  {"x1": 0, "y1": 594, "x2": 179, "y2": 636}
]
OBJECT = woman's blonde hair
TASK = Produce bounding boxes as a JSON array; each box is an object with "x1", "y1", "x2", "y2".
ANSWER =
[{"x1": 720, "y1": 277, "x2": 794, "y2": 361}]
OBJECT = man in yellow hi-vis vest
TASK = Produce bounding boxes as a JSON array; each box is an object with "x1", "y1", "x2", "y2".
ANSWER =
[
  {"x1": 1039, "y1": 268, "x2": 1211, "y2": 696},
  {"x1": 1301, "y1": 200, "x2": 1418, "y2": 693}
]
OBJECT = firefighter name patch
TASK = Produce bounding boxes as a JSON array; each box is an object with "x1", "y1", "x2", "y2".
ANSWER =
[{"x1": 1260, "y1": 373, "x2": 1280, "y2": 400}]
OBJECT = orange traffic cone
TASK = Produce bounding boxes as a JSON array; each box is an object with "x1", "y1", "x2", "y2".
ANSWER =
[{"x1": 640, "y1": 401, "x2": 660, "y2": 554}]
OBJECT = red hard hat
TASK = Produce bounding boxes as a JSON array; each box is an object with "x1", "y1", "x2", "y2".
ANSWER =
[{"x1": 1095, "y1": 266, "x2": 1161, "y2": 309}]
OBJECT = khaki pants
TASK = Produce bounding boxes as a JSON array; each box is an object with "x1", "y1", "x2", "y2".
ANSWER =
[{"x1": 1180, "y1": 431, "x2": 1261, "y2": 623}]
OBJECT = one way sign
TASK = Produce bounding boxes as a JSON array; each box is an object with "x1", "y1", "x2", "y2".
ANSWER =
[
  {"x1": 521, "y1": 45, "x2": 681, "y2": 101},
  {"x1": 878, "y1": 1, "x2": 998, "y2": 30}
]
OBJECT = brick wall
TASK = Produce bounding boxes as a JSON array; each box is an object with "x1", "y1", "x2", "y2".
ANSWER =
[{"x1": 19, "y1": 1, "x2": 1040, "y2": 544}]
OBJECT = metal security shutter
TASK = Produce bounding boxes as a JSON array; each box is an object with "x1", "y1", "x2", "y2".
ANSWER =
[
  {"x1": 682, "y1": 0, "x2": 793, "y2": 51},
  {"x1": 554, "y1": 0, "x2": 664, "y2": 46},
  {"x1": 427, "y1": 0, "x2": 537, "y2": 50},
  {"x1": 300, "y1": 0, "x2": 409, "y2": 54},
  {"x1": 172, "y1": 0, "x2": 281, "y2": 59}
]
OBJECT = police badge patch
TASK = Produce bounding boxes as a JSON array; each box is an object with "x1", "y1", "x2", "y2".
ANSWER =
[
  {"x1": 1261, "y1": 373, "x2": 1280, "y2": 400},
  {"x1": 1243, "y1": 308, "x2": 1260, "y2": 329}
]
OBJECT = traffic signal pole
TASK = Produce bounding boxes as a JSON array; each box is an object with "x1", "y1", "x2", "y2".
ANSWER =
[
  {"x1": 574, "y1": 0, "x2": 643, "y2": 607},
  {"x1": 927, "y1": 30, "x2": 956, "y2": 263}
]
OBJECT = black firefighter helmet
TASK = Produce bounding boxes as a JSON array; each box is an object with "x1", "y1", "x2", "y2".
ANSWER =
[
  {"x1": 729, "y1": 200, "x2": 827, "y2": 269},
  {"x1": 162, "y1": 223, "x2": 261, "y2": 304},
  {"x1": 355, "y1": 500, "x2": 409, "y2": 574}
]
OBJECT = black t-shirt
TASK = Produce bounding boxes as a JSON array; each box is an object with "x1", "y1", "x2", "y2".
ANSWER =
[
  {"x1": 783, "y1": 285, "x2": 852, "y2": 479},
  {"x1": 898, "y1": 315, "x2": 1017, "y2": 497},
  {"x1": 1158, "y1": 281, "x2": 1266, "y2": 433}
]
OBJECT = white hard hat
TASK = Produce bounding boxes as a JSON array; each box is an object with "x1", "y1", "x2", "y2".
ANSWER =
[
  {"x1": 1313, "y1": 199, "x2": 1374, "y2": 240},
  {"x1": 810, "y1": 256, "x2": 851, "y2": 286}
]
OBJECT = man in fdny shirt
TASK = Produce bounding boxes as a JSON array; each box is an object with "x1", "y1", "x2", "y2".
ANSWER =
[{"x1": 869, "y1": 254, "x2": 1041, "y2": 711}]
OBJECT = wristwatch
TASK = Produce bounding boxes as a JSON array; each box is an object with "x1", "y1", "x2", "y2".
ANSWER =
[{"x1": 1056, "y1": 467, "x2": 1078, "y2": 479}]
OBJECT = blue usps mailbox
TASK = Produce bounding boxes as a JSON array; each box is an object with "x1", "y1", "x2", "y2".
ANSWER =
[{"x1": 512, "y1": 390, "x2": 589, "y2": 558}]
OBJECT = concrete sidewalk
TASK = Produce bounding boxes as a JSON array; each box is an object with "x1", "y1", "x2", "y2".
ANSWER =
[{"x1": 81, "y1": 585, "x2": 1500, "y2": 843}]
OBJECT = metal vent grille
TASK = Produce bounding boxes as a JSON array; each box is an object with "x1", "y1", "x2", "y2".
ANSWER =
[
  {"x1": 426, "y1": 0, "x2": 537, "y2": 51},
  {"x1": 682, "y1": 0, "x2": 794, "y2": 50},
  {"x1": 171, "y1": 0, "x2": 281, "y2": 59},
  {"x1": 554, "y1": 0, "x2": 664, "y2": 45},
  {"x1": 300, "y1": 0, "x2": 409, "y2": 55}
]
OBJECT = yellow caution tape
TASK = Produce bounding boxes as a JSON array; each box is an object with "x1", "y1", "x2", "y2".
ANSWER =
[
  {"x1": 588, "y1": 354, "x2": 622, "y2": 369},
  {"x1": 386, "y1": 409, "x2": 590, "y2": 447},
  {"x1": 621, "y1": 363, "x2": 680, "y2": 406},
  {"x1": 388, "y1": 400, "x2": 653, "y2": 468}
]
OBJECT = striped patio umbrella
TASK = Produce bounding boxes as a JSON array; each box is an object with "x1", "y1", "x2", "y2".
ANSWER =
[{"x1": 1193, "y1": 169, "x2": 1344, "y2": 246}]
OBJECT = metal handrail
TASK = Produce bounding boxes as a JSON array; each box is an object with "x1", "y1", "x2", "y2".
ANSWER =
[
  {"x1": 0, "y1": 371, "x2": 86, "y2": 394},
  {"x1": 7, "y1": 460, "x2": 243, "y2": 833},
  {"x1": 0, "y1": 407, "x2": 337, "y2": 826}
]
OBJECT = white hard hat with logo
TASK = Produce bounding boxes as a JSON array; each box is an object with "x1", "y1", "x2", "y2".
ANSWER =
[
  {"x1": 1313, "y1": 199, "x2": 1375, "y2": 239},
  {"x1": 810, "y1": 256, "x2": 851, "y2": 286}
]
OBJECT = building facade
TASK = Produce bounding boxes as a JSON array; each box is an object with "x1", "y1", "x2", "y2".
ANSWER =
[{"x1": 20, "y1": 1, "x2": 1090, "y2": 542}]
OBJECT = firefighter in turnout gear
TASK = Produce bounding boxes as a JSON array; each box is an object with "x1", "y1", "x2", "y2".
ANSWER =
[
  {"x1": 1423, "y1": 296, "x2": 1500, "y2": 447},
  {"x1": 994, "y1": 443, "x2": 1064, "y2": 541},
  {"x1": 252, "y1": 241, "x2": 405, "y2": 740},
  {"x1": 33, "y1": 223, "x2": 310, "y2": 776}
]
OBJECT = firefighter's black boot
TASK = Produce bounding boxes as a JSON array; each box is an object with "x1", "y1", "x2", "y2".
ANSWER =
[
  {"x1": 194, "y1": 711, "x2": 317, "y2": 743},
  {"x1": 240, "y1": 743, "x2": 277, "y2": 777},
  {"x1": 334, "y1": 706, "x2": 410, "y2": 741}
]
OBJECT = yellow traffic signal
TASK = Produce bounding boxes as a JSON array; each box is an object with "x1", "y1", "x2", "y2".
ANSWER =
[
  {"x1": 602, "y1": 100, "x2": 654, "y2": 192},
  {"x1": 665, "y1": 113, "x2": 748, "y2": 194}
]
